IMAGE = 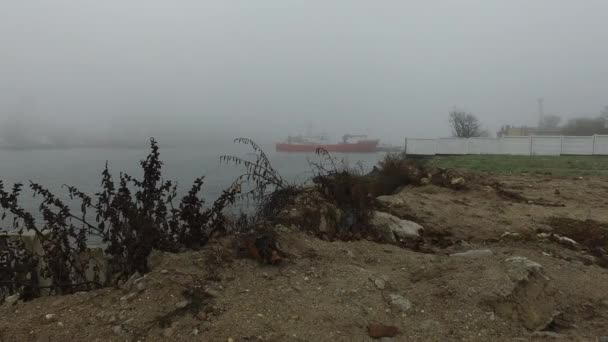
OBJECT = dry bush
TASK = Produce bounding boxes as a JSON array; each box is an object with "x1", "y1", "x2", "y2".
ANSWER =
[{"x1": 0, "y1": 138, "x2": 239, "y2": 301}]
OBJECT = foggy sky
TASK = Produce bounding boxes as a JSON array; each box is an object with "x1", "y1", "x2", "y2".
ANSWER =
[{"x1": 1, "y1": 0, "x2": 607, "y2": 145}]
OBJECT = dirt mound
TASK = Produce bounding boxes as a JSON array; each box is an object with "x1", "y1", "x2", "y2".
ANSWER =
[{"x1": 2, "y1": 230, "x2": 608, "y2": 341}]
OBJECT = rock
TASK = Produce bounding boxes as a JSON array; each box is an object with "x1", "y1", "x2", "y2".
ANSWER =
[
  {"x1": 122, "y1": 272, "x2": 141, "y2": 290},
  {"x1": 368, "y1": 323, "x2": 400, "y2": 338},
  {"x1": 119, "y1": 292, "x2": 138, "y2": 302},
  {"x1": 598, "y1": 336, "x2": 608, "y2": 342},
  {"x1": 420, "y1": 178, "x2": 431, "y2": 185},
  {"x1": 112, "y1": 325, "x2": 123, "y2": 335},
  {"x1": 501, "y1": 232, "x2": 521, "y2": 240},
  {"x1": 147, "y1": 249, "x2": 164, "y2": 271},
  {"x1": 44, "y1": 314, "x2": 56, "y2": 322},
  {"x1": 228, "y1": 338, "x2": 235, "y2": 342},
  {"x1": 136, "y1": 282, "x2": 146, "y2": 292},
  {"x1": 192, "y1": 328, "x2": 200, "y2": 336},
  {"x1": 450, "y1": 249, "x2": 494, "y2": 259},
  {"x1": 388, "y1": 294, "x2": 412, "y2": 312},
  {"x1": 4, "y1": 294, "x2": 19, "y2": 306},
  {"x1": 488, "y1": 256, "x2": 556, "y2": 331},
  {"x1": 175, "y1": 300, "x2": 190, "y2": 309},
  {"x1": 371, "y1": 211, "x2": 424, "y2": 243},
  {"x1": 160, "y1": 269, "x2": 169, "y2": 274},
  {"x1": 450, "y1": 177, "x2": 466, "y2": 188},
  {"x1": 374, "y1": 279, "x2": 386, "y2": 290},
  {"x1": 162, "y1": 328, "x2": 174, "y2": 337}
]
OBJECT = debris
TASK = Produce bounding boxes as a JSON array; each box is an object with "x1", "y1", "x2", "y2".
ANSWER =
[
  {"x1": 121, "y1": 271, "x2": 141, "y2": 290},
  {"x1": 4, "y1": 294, "x2": 19, "y2": 306},
  {"x1": 450, "y1": 249, "x2": 494, "y2": 259},
  {"x1": 119, "y1": 293, "x2": 138, "y2": 302},
  {"x1": 175, "y1": 300, "x2": 190, "y2": 309},
  {"x1": 368, "y1": 323, "x2": 400, "y2": 338}
]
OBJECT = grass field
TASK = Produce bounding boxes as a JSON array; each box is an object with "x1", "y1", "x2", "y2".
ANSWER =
[{"x1": 429, "y1": 155, "x2": 608, "y2": 176}]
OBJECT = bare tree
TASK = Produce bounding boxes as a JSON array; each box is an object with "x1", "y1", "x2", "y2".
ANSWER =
[{"x1": 448, "y1": 110, "x2": 485, "y2": 138}]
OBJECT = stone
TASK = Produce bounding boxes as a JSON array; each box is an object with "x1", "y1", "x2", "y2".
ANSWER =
[
  {"x1": 420, "y1": 177, "x2": 431, "y2": 185},
  {"x1": 119, "y1": 293, "x2": 138, "y2": 302},
  {"x1": 598, "y1": 336, "x2": 608, "y2": 342},
  {"x1": 374, "y1": 279, "x2": 386, "y2": 290},
  {"x1": 160, "y1": 269, "x2": 169, "y2": 274},
  {"x1": 371, "y1": 211, "x2": 424, "y2": 243},
  {"x1": 147, "y1": 249, "x2": 164, "y2": 271},
  {"x1": 4, "y1": 294, "x2": 19, "y2": 306},
  {"x1": 112, "y1": 325, "x2": 124, "y2": 335},
  {"x1": 162, "y1": 328, "x2": 174, "y2": 337},
  {"x1": 450, "y1": 177, "x2": 466, "y2": 188},
  {"x1": 122, "y1": 272, "x2": 141, "y2": 290},
  {"x1": 192, "y1": 328, "x2": 200, "y2": 336},
  {"x1": 450, "y1": 249, "x2": 494, "y2": 259},
  {"x1": 136, "y1": 282, "x2": 146, "y2": 292},
  {"x1": 175, "y1": 300, "x2": 190, "y2": 309},
  {"x1": 44, "y1": 314, "x2": 56, "y2": 322},
  {"x1": 388, "y1": 294, "x2": 412, "y2": 312},
  {"x1": 488, "y1": 256, "x2": 556, "y2": 331}
]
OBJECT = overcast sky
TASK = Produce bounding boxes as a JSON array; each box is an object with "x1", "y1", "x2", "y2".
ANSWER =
[{"x1": 1, "y1": 0, "x2": 607, "y2": 144}]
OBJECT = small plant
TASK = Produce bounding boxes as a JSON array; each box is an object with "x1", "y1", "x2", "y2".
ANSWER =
[{"x1": 220, "y1": 138, "x2": 301, "y2": 220}]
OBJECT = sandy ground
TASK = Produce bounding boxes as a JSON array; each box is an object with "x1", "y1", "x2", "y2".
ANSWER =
[{"x1": 1, "y1": 174, "x2": 608, "y2": 342}]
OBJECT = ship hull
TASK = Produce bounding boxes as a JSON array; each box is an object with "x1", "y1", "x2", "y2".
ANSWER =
[{"x1": 276, "y1": 140, "x2": 380, "y2": 153}]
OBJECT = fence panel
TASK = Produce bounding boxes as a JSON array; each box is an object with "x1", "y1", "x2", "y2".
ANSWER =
[
  {"x1": 500, "y1": 136, "x2": 531, "y2": 155},
  {"x1": 531, "y1": 136, "x2": 561, "y2": 155},
  {"x1": 468, "y1": 138, "x2": 500, "y2": 154},
  {"x1": 593, "y1": 135, "x2": 608, "y2": 155},
  {"x1": 562, "y1": 136, "x2": 594, "y2": 155},
  {"x1": 406, "y1": 139, "x2": 436, "y2": 155},
  {"x1": 436, "y1": 138, "x2": 468, "y2": 155},
  {"x1": 405, "y1": 135, "x2": 606, "y2": 156}
]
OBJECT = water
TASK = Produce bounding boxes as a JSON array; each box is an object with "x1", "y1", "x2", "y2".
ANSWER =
[{"x1": 0, "y1": 142, "x2": 386, "y2": 224}]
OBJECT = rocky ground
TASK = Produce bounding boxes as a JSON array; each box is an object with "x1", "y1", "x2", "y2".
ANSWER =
[{"x1": 1, "y1": 173, "x2": 608, "y2": 341}]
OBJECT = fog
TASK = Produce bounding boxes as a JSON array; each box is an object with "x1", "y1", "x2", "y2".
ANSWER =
[{"x1": 1, "y1": 0, "x2": 607, "y2": 146}]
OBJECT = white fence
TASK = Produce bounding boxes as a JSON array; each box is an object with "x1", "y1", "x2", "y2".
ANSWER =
[{"x1": 405, "y1": 135, "x2": 608, "y2": 156}]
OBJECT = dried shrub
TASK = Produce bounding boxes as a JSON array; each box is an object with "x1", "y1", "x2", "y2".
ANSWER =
[{"x1": 0, "y1": 138, "x2": 239, "y2": 300}]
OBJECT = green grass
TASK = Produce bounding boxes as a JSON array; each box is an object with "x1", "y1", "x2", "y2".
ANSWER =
[{"x1": 429, "y1": 155, "x2": 608, "y2": 176}]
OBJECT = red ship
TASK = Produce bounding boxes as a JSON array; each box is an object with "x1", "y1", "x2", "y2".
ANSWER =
[{"x1": 276, "y1": 134, "x2": 379, "y2": 153}]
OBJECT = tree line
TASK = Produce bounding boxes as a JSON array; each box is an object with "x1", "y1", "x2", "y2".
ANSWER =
[{"x1": 449, "y1": 106, "x2": 608, "y2": 138}]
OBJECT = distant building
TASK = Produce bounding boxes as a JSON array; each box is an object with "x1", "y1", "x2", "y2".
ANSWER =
[{"x1": 497, "y1": 125, "x2": 562, "y2": 137}]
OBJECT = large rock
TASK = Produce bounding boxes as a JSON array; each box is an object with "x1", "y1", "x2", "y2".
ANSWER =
[
  {"x1": 371, "y1": 211, "x2": 423, "y2": 243},
  {"x1": 487, "y1": 256, "x2": 557, "y2": 331}
]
